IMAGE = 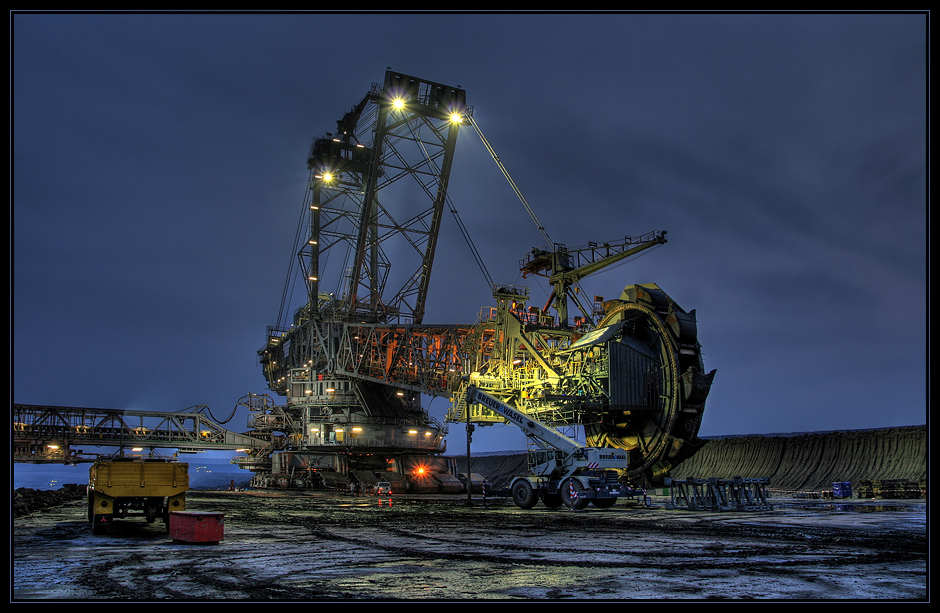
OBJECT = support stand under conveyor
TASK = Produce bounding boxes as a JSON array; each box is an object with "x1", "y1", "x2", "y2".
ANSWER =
[{"x1": 664, "y1": 476, "x2": 773, "y2": 511}]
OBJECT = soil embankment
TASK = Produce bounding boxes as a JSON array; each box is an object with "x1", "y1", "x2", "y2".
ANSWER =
[
  {"x1": 13, "y1": 484, "x2": 86, "y2": 517},
  {"x1": 672, "y1": 425, "x2": 926, "y2": 492},
  {"x1": 454, "y1": 425, "x2": 927, "y2": 494}
]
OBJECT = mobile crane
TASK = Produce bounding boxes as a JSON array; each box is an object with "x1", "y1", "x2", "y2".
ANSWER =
[{"x1": 466, "y1": 385, "x2": 629, "y2": 510}]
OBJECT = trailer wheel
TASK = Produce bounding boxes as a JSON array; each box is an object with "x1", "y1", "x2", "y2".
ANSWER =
[
  {"x1": 511, "y1": 479, "x2": 539, "y2": 509},
  {"x1": 86, "y1": 490, "x2": 95, "y2": 524},
  {"x1": 88, "y1": 490, "x2": 110, "y2": 534}
]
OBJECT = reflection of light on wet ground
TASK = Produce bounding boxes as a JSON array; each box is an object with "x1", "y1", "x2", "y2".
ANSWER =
[
  {"x1": 335, "y1": 498, "x2": 395, "y2": 509},
  {"x1": 776, "y1": 500, "x2": 925, "y2": 514},
  {"x1": 828, "y1": 503, "x2": 922, "y2": 513}
]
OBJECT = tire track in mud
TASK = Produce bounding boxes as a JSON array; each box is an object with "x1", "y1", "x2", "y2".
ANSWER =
[
  {"x1": 290, "y1": 507, "x2": 921, "y2": 575},
  {"x1": 14, "y1": 491, "x2": 926, "y2": 600}
]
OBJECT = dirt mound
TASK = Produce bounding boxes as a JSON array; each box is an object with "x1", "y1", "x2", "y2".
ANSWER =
[
  {"x1": 671, "y1": 425, "x2": 926, "y2": 492},
  {"x1": 449, "y1": 425, "x2": 927, "y2": 494},
  {"x1": 14, "y1": 484, "x2": 86, "y2": 517}
]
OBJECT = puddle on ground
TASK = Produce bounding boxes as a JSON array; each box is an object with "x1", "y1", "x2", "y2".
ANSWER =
[
  {"x1": 778, "y1": 501, "x2": 924, "y2": 514},
  {"x1": 827, "y1": 503, "x2": 923, "y2": 513}
]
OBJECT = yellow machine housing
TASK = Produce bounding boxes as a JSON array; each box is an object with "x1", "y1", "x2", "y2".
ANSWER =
[{"x1": 87, "y1": 458, "x2": 188, "y2": 534}]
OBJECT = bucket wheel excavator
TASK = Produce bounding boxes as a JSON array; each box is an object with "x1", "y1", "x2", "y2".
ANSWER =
[{"x1": 246, "y1": 70, "x2": 715, "y2": 490}]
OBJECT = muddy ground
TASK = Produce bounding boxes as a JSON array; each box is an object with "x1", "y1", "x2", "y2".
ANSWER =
[{"x1": 12, "y1": 489, "x2": 927, "y2": 602}]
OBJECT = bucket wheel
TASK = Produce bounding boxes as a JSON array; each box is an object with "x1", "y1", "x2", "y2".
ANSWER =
[{"x1": 586, "y1": 284, "x2": 716, "y2": 485}]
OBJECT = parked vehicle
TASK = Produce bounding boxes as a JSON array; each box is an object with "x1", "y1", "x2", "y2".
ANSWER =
[{"x1": 87, "y1": 458, "x2": 188, "y2": 534}]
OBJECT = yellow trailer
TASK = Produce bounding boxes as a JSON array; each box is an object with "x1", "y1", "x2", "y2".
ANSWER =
[{"x1": 87, "y1": 458, "x2": 189, "y2": 534}]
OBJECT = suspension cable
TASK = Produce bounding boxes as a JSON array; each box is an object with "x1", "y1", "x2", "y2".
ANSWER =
[
  {"x1": 406, "y1": 114, "x2": 494, "y2": 289},
  {"x1": 449, "y1": 195, "x2": 494, "y2": 288},
  {"x1": 467, "y1": 114, "x2": 553, "y2": 248},
  {"x1": 275, "y1": 179, "x2": 312, "y2": 330}
]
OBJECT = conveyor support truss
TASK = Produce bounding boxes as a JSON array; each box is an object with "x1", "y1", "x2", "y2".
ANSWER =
[{"x1": 665, "y1": 476, "x2": 773, "y2": 511}]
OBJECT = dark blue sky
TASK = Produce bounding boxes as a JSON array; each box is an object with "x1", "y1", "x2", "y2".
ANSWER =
[{"x1": 12, "y1": 12, "x2": 927, "y2": 453}]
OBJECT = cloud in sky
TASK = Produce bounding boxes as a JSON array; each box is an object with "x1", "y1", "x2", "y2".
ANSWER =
[{"x1": 12, "y1": 12, "x2": 926, "y2": 453}]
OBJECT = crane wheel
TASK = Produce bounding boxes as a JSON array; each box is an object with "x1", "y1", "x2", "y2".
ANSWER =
[
  {"x1": 511, "y1": 479, "x2": 539, "y2": 509},
  {"x1": 561, "y1": 478, "x2": 589, "y2": 510},
  {"x1": 541, "y1": 492, "x2": 564, "y2": 509}
]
